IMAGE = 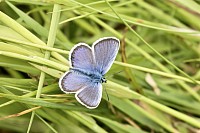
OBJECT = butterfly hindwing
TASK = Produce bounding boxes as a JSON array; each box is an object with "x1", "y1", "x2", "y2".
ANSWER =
[
  {"x1": 59, "y1": 70, "x2": 91, "y2": 93},
  {"x1": 59, "y1": 70, "x2": 102, "y2": 109},
  {"x1": 76, "y1": 82, "x2": 102, "y2": 109}
]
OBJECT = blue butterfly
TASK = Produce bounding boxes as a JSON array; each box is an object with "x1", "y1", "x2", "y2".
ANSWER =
[{"x1": 59, "y1": 37, "x2": 120, "y2": 109}]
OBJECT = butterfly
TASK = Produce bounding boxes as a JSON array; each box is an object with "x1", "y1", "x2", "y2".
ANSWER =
[{"x1": 59, "y1": 37, "x2": 120, "y2": 109}]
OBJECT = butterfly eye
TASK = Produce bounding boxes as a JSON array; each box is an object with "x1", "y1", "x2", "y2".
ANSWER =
[{"x1": 101, "y1": 77, "x2": 107, "y2": 83}]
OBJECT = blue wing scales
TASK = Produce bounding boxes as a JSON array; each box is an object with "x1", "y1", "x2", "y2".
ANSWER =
[
  {"x1": 93, "y1": 37, "x2": 120, "y2": 75},
  {"x1": 59, "y1": 70, "x2": 102, "y2": 109},
  {"x1": 70, "y1": 43, "x2": 95, "y2": 72},
  {"x1": 59, "y1": 70, "x2": 91, "y2": 93},
  {"x1": 76, "y1": 83, "x2": 102, "y2": 109}
]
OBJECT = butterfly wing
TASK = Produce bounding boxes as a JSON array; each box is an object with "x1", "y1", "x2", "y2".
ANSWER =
[
  {"x1": 70, "y1": 43, "x2": 95, "y2": 72},
  {"x1": 93, "y1": 37, "x2": 120, "y2": 75},
  {"x1": 76, "y1": 82, "x2": 102, "y2": 109},
  {"x1": 59, "y1": 70, "x2": 102, "y2": 109},
  {"x1": 59, "y1": 70, "x2": 91, "y2": 93}
]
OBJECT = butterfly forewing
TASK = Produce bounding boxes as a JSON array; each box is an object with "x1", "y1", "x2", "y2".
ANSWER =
[
  {"x1": 70, "y1": 43, "x2": 95, "y2": 72},
  {"x1": 93, "y1": 37, "x2": 120, "y2": 75}
]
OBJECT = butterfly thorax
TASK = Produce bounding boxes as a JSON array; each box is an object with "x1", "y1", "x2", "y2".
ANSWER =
[{"x1": 70, "y1": 68, "x2": 106, "y2": 83}]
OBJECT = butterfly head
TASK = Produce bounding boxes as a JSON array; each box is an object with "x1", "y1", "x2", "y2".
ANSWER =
[{"x1": 101, "y1": 77, "x2": 107, "y2": 83}]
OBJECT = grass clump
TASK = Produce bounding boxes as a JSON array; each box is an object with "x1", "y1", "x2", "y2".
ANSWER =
[{"x1": 0, "y1": 0, "x2": 200, "y2": 133}]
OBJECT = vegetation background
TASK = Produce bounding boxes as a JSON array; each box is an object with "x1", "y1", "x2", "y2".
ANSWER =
[{"x1": 0, "y1": 0, "x2": 200, "y2": 133}]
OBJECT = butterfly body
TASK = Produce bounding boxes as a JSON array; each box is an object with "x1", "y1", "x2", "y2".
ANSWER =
[
  {"x1": 70, "y1": 68, "x2": 104, "y2": 84},
  {"x1": 59, "y1": 37, "x2": 120, "y2": 109}
]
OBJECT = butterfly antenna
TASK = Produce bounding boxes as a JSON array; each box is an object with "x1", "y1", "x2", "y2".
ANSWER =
[
  {"x1": 104, "y1": 86, "x2": 109, "y2": 101},
  {"x1": 105, "y1": 70, "x2": 124, "y2": 79},
  {"x1": 104, "y1": 70, "x2": 124, "y2": 102},
  {"x1": 114, "y1": 70, "x2": 124, "y2": 75}
]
